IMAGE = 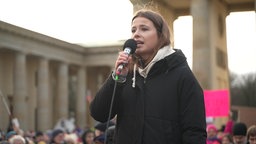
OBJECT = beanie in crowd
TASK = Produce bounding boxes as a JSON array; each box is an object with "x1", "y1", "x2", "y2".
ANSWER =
[
  {"x1": 95, "y1": 121, "x2": 115, "y2": 132},
  {"x1": 93, "y1": 134, "x2": 105, "y2": 143},
  {"x1": 207, "y1": 124, "x2": 217, "y2": 133},
  {"x1": 35, "y1": 131, "x2": 44, "y2": 137},
  {"x1": 232, "y1": 122, "x2": 247, "y2": 136},
  {"x1": 51, "y1": 129, "x2": 64, "y2": 142},
  {"x1": 6, "y1": 131, "x2": 16, "y2": 140}
]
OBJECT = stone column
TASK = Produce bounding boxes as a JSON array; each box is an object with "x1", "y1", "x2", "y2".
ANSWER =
[
  {"x1": 191, "y1": 0, "x2": 230, "y2": 128},
  {"x1": 37, "y1": 58, "x2": 51, "y2": 131},
  {"x1": 191, "y1": 0, "x2": 212, "y2": 89},
  {"x1": 130, "y1": 0, "x2": 152, "y2": 12},
  {"x1": 76, "y1": 67, "x2": 86, "y2": 128},
  {"x1": 56, "y1": 62, "x2": 69, "y2": 120},
  {"x1": 13, "y1": 52, "x2": 28, "y2": 130},
  {"x1": 191, "y1": 0, "x2": 229, "y2": 90},
  {"x1": 157, "y1": 7, "x2": 176, "y2": 48}
]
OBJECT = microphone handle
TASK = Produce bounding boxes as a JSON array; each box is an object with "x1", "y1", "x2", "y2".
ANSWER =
[
  {"x1": 116, "y1": 48, "x2": 131, "y2": 75},
  {"x1": 116, "y1": 64, "x2": 124, "y2": 75}
]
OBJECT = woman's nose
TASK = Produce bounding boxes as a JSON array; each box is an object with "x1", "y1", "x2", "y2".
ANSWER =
[{"x1": 132, "y1": 30, "x2": 140, "y2": 39}]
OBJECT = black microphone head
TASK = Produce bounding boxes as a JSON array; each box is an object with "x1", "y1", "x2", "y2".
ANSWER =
[{"x1": 123, "y1": 39, "x2": 137, "y2": 54}]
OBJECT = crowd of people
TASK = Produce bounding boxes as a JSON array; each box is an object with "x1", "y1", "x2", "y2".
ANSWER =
[
  {"x1": 0, "y1": 121, "x2": 116, "y2": 144},
  {"x1": 0, "y1": 7, "x2": 255, "y2": 144},
  {"x1": 1, "y1": 120, "x2": 255, "y2": 144},
  {"x1": 206, "y1": 122, "x2": 256, "y2": 144}
]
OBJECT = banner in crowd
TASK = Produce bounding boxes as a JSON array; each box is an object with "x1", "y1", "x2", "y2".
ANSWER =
[{"x1": 204, "y1": 89, "x2": 229, "y2": 117}]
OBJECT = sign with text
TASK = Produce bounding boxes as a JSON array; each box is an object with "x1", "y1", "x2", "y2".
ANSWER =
[{"x1": 204, "y1": 90, "x2": 230, "y2": 117}]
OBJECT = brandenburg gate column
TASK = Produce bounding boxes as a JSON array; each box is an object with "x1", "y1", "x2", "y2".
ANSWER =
[
  {"x1": 191, "y1": 0, "x2": 212, "y2": 89},
  {"x1": 191, "y1": 0, "x2": 230, "y2": 127},
  {"x1": 13, "y1": 52, "x2": 28, "y2": 130},
  {"x1": 37, "y1": 57, "x2": 51, "y2": 131},
  {"x1": 130, "y1": 0, "x2": 150, "y2": 12},
  {"x1": 56, "y1": 62, "x2": 69, "y2": 120},
  {"x1": 76, "y1": 66, "x2": 86, "y2": 128},
  {"x1": 157, "y1": 7, "x2": 176, "y2": 48},
  {"x1": 191, "y1": 0, "x2": 229, "y2": 90}
]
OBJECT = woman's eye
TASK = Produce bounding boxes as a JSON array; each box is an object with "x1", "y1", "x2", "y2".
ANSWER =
[{"x1": 141, "y1": 27, "x2": 148, "y2": 31}]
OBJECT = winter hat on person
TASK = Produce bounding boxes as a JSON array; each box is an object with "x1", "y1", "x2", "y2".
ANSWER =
[
  {"x1": 50, "y1": 129, "x2": 64, "y2": 143},
  {"x1": 93, "y1": 134, "x2": 105, "y2": 143},
  {"x1": 35, "y1": 131, "x2": 44, "y2": 137},
  {"x1": 207, "y1": 124, "x2": 218, "y2": 133},
  {"x1": 95, "y1": 121, "x2": 115, "y2": 132},
  {"x1": 6, "y1": 131, "x2": 17, "y2": 140},
  {"x1": 232, "y1": 122, "x2": 247, "y2": 136},
  {"x1": 51, "y1": 129, "x2": 64, "y2": 138}
]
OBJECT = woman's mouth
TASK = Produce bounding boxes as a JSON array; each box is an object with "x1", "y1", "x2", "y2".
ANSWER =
[{"x1": 136, "y1": 41, "x2": 144, "y2": 47}]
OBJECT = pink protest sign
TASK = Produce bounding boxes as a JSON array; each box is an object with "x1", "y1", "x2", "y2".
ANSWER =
[{"x1": 204, "y1": 90, "x2": 230, "y2": 117}]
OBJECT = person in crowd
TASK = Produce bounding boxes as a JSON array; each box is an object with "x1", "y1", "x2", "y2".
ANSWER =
[
  {"x1": 92, "y1": 121, "x2": 115, "y2": 144},
  {"x1": 81, "y1": 129, "x2": 95, "y2": 144},
  {"x1": 64, "y1": 133, "x2": 78, "y2": 144},
  {"x1": 221, "y1": 134, "x2": 233, "y2": 144},
  {"x1": 89, "y1": 8, "x2": 206, "y2": 144},
  {"x1": 73, "y1": 125, "x2": 83, "y2": 138},
  {"x1": 0, "y1": 129, "x2": 4, "y2": 142},
  {"x1": 247, "y1": 125, "x2": 256, "y2": 144},
  {"x1": 9, "y1": 135, "x2": 26, "y2": 144},
  {"x1": 93, "y1": 135, "x2": 104, "y2": 144},
  {"x1": 50, "y1": 129, "x2": 66, "y2": 144},
  {"x1": 206, "y1": 124, "x2": 221, "y2": 144},
  {"x1": 224, "y1": 112, "x2": 234, "y2": 135},
  {"x1": 217, "y1": 125, "x2": 226, "y2": 139},
  {"x1": 232, "y1": 122, "x2": 247, "y2": 144},
  {"x1": 6, "y1": 131, "x2": 17, "y2": 142},
  {"x1": 94, "y1": 122, "x2": 115, "y2": 138},
  {"x1": 34, "y1": 131, "x2": 46, "y2": 144},
  {"x1": 24, "y1": 130, "x2": 35, "y2": 143},
  {"x1": 105, "y1": 125, "x2": 115, "y2": 144}
]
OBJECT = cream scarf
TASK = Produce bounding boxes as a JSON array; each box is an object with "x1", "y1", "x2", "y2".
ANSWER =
[{"x1": 138, "y1": 45, "x2": 175, "y2": 78}]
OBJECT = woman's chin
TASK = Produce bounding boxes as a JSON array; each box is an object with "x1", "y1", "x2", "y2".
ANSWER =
[{"x1": 135, "y1": 49, "x2": 142, "y2": 55}]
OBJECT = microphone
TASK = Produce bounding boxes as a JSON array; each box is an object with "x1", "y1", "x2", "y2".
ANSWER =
[
  {"x1": 106, "y1": 39, "x2": 136, "y2": 143},
  {"x1": 116, "y1": 39, "x2": 137, "y2": 76}
]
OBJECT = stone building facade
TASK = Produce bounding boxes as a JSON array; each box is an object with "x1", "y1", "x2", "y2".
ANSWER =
[
  {"x1": 1, "y1": 0, "x2": 254, "y2": 131},
  {"x1": 0, "y1": 21, "x2": 121, "y2": 131}
]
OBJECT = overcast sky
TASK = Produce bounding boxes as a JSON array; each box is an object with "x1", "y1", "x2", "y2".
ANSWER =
[{"x1": 0, "y1": 0, "x2": 255, "y2": 75}]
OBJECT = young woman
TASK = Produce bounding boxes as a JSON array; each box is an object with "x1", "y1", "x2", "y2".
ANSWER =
[
  {"x1": 221, "y1": 134, "x2": 233, "y2": 144},
  {"x1": 90, "y1": 9, "x2": 206, "y2": 144},
  {"x1": 247, "y1": 125, "x2": 256, "y2": 144},
  {"x1": 50, "y1": 129, "x2": 66, "y2": 144},
  {"x1": 81, "y1": 129, "x2": 95, "y2": 144}
]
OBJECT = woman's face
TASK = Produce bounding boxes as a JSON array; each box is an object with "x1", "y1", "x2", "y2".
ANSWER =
[
  {"x1": 131, "y1": 17, "x2": 159, "y2": 63},
  {"x1": 249, "y1": 136, "x2": 256, "y2": 144},
  {"x1": 207, "y1": 128, "x2": 217, "y2": 138},
  {"x1": 53, "y1": 133, "x2": 65, "y2": 144},
  {"x1": 85, "y1": 132, "x2": 95, "y2": 144},
  {"x1": 222, "y1": 136, "x2": 231, "y2": 144}
]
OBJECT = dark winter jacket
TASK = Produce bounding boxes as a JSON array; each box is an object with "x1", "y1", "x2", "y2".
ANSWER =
[{"x1": 90, "y1": 49, "x2": 207, "y2": 144}]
